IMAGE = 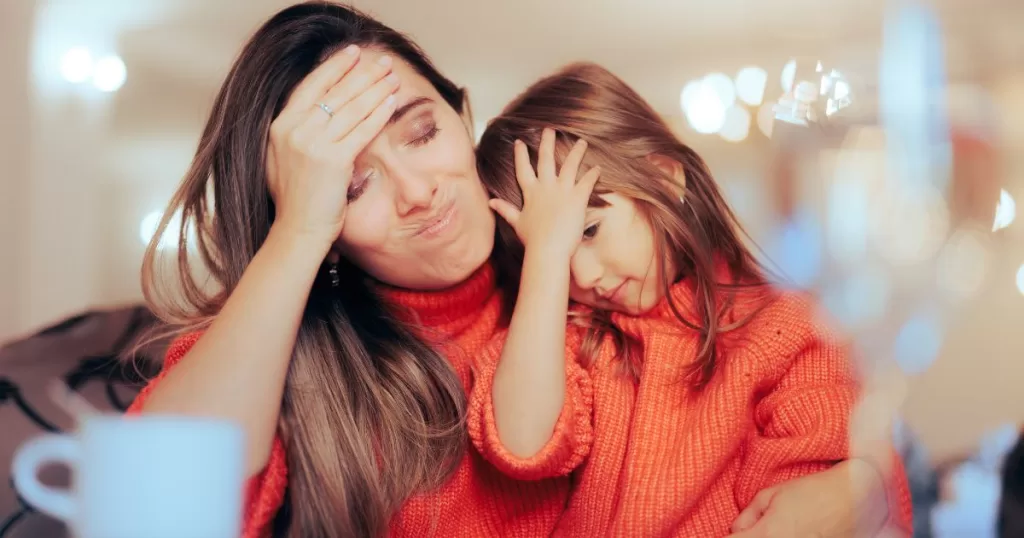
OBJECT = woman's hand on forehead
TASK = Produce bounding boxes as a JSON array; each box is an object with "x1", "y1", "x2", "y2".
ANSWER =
[{"x1": 265, "y1": 45, "x2": 401, "y2": 246}]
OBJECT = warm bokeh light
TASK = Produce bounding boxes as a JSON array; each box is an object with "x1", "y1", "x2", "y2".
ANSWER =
[
  {"x1": 735, "y1": 67, "x2": 767, "y2": 106},
  {"x1": 92, "y1": 55, "x2": 127, "y2": 92},
  {"x1": 936, "y1": 226, "x2": 991, "y2": 301},
  {"x1": 780, "y1": 59, "x2": 797, "y2": 92},
  {"x1": 870, "y1": 184, "x2": 950, "y2": 266},
  {"x1": 755, "y1": 102, "x2": 775, "y2": 138},
  {"x1": 718, "y1": 105, "x2": 751, "y2": 142},
  {"x1": 993, "y1": 188, "x2": 1016, "y2": 231},
  {"x1": 59, "y1": 47, "x2": 93, "y2": 83},
  {"x1": 680, "y1": 78, "x2": 728, "y2": 134}
]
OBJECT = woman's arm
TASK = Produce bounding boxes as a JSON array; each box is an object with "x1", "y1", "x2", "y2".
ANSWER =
[
  {"x1": 728, "y1": 458, "x2": 910, "y2": 538},
  {"x1": 136, "y1": 226, "x2": 328, "y2": 476},
  {"x1": 127, "y1": 333, "x2": 291, "y2": 538}
]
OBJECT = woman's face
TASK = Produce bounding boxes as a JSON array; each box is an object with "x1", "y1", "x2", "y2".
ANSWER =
[{"x1": 334, "y1": 48, "x2": 494, "y2": 290}]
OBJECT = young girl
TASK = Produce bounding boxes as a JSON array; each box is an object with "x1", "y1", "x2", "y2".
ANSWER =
[{"x1": 469, "y1": 63, "x2": 913, "y2": 536}]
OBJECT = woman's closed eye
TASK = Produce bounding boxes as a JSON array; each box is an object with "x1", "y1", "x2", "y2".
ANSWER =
[
  {"x1": 406, "y1": 119, "x2": 440, "y2": 147},
  {"x1": 348, "y1": 169, "x2": 375, "y2": 202}
]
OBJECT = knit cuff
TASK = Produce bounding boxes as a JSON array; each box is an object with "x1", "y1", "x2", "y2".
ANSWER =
[{"x1": 468, "y1": 335, "x2": 593, "y2": 480}]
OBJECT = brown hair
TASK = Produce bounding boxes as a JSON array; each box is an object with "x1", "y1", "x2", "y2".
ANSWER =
[
  {"x1": 140, "y1": 3, "x2": 468, "y2": 536},
  {"x1": 478, "y1": 62, "x2": 770, "y2": 387}
]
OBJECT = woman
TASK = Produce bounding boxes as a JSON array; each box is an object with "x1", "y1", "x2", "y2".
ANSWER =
[{"x1": 130, "y1": 2, "x2": 899, "y2": 537}]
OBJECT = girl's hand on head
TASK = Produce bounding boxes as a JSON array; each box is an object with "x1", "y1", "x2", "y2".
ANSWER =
[
  {"x1": 266, "y1": 45, "x2": 400, "y2": 248},
  {"x1": 489, "y1": 128, "x2": 601, "y2": 260}
]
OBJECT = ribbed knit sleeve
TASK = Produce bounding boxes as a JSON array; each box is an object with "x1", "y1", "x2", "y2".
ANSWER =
[
  {"x1": 733, "y1": 296, "x2": 914, "y2": 535},
  {"x1": 735, "y1": 327, "x2": 859, "y2": 504},
  {"x1": 467, "y1": 327, "x2": 593, "y2": 480},
  {"x1": 126, "y1": 333, "x2": 288, "y2": 538}
]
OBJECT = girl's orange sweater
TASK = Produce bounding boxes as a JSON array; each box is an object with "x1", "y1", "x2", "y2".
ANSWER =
[{"x1": 469, "y1": 279, "x2": 915, "y2": 537}]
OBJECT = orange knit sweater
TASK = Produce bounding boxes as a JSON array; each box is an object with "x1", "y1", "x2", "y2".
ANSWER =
[
  {"x1": 127, "y1": 264, "x2": 575, "y2": 537},
  {"x1": 470, "y1": 280, "x2": 915, "y2": 537}
]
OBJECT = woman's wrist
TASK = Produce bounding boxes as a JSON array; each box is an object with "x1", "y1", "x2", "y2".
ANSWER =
[
  {"x1": 267, "y1": 221, "x2": 337, "y2": 261},
  {"x1": 848, "y1": 457, "x2": 891, "y2": 529}
]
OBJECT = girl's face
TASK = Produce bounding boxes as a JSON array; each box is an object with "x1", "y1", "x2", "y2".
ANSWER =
[{"x1": 568, "y1": 193, "x2": 669, "y2": 315}]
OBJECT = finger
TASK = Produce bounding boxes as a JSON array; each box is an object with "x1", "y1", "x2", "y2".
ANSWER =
[
  {"x1": 574, "y1": 166, "x2": 601, "y2": 198},
  {"x1": 488, "y1": 198, "x2": 521, "y2": 229},
  {"x1": 731, "y1": 489, "x2": 775, "y2": 533},
  {"x1": 324, "y1": 74, "x2": 400, "y2": 141},
  {"x1": 319, "y1": 55, "x2": 396, "y2": 116},
  {"x1": 730, "y1": 510, "x2": 765, "y2": 535},
  {"x1": 333, "y1": 93, "x2": 398, "y2": 159},
  {"x1": 286, "y1": 44, "x2": 361, "y2": 110},
  {"x1": 536, "y1": 128, "x2": 557, "y2": 181},
  {"x1": 513, "y1": 140, "x2": 537, "y2": 189},
  {"x1": 724, "y1": 526, "x2": 762, "y2": 538},
  {"x1": 558, "y1": 139, "x2": 589, "y2": 184}
]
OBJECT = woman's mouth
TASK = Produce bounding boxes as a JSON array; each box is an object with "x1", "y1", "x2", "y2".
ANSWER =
[{"x1": 415, "y1": 199, "x2": 457, "y2": 238}]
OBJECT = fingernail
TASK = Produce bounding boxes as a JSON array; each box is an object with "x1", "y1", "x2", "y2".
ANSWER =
[
  {"x1": 514, "y1": 139, "x2": 523, "y2": 147},
  {"x1": 385, "y1": 73, "x2": 399, "y2": 85},
  {"x1": 377, "y1": 55, "x2": 392, "y2": 67},
  {"x1": 343, "y1": 44, "x2": 359, "y2": 55},
  {"x1": 385, "y1": 95, "x2": 396, "y2": 106}
]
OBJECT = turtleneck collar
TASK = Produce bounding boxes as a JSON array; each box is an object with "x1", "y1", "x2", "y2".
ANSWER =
[
  {"x1": 377, "y1": 263, "x2": 499, "y2": 337},
  {"x1": 610, "y1": 257, "x2": 767, "y2": 334}
]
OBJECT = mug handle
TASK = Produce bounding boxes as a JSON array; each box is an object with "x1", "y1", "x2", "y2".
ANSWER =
[{"x1": 11, "y1": 433, "x2": 80, "y2": 522}]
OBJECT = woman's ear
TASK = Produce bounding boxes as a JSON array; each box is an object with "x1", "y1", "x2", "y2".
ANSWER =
[{"x1": 646, "y1": 153, "x2": 686, "y2": 189}]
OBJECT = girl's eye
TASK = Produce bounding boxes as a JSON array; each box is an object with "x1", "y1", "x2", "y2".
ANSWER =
[{"x1": 583, "y1": 222, "x2": 600, "y2": 239}]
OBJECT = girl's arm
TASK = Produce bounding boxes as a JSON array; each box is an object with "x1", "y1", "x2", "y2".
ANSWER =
[
  {"x1": 484, "y1": 129, "x2": 601, "y2": 459},
  {"x1": 468, "y1": 323, "x2": 594, "y2": 480},
  {"x1": 732, "y1": 294, "x2": 913, "y2": 536}
]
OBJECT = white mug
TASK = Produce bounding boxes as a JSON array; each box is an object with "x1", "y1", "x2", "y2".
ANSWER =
[{"x1": 11, "y1": 413, "x2": 246, "y2": 538}]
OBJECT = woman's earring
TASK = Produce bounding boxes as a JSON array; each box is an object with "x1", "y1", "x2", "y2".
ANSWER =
[{"x1": 329, "y1": 264, "x2": 340, "y2": 288}]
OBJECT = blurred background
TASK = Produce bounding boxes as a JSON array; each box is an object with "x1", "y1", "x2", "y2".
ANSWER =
[{"x1": 1, "y1": 0, "x2": 1023, "y2": 535}]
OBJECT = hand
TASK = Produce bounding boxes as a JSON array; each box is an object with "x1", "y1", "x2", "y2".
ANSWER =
[
  {"x1": 728, "y1": 460, "x2": 890, "y2": 538},
  {"x1": 266, "y1": 45, "x2": 400, "y2": 246},
  {"x1": 489, "y1": 128, "x2": 601, "y2": 260}
]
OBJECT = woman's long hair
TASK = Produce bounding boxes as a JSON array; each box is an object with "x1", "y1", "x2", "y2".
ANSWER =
[
  {"x1": 141, "y1": 3, "x2": 469, "y2": 536},
  {"x1": 477, "y1": 62, "x2": 770, "y2": 388}
]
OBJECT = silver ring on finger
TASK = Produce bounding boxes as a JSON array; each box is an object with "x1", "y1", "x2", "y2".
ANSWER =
[{"x1": 316, "y1": 102, "x2": 334, "y2": 119}]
